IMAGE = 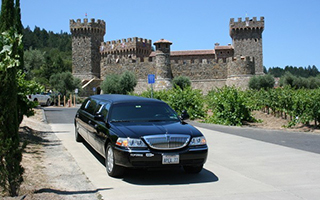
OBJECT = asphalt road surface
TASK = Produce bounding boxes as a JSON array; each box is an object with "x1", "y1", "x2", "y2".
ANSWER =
[{"x1": 44, "y1": 107, "x2": 320, "y2": 200}]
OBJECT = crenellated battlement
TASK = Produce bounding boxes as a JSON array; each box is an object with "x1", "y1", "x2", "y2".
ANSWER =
[
  {"x1": 100, "y1": 37, "x2": 152, "y2": 58},
  {"x1": 229, "y1": 16, "x2": 264, "y2": 37},
  {"x1": 70, "y1": 18, "x2": 105, "y2": 35}
]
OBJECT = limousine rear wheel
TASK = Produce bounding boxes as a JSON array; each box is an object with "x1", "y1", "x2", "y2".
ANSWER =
[{"x1": 105, "y1": 143, "x2": 124, "y2": 177}]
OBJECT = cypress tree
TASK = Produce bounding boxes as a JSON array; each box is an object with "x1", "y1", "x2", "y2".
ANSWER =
[
  {"x1": 0, "y1": 0, "x2": 24, "y2": 196},
  {"x1": 0, "y1": 0, "x2": 15, "y2": 31}
]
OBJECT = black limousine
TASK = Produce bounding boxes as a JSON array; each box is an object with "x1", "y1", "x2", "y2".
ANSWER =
[{"x1": 74, "y1": 94, "x2": 208, "y2": 177}]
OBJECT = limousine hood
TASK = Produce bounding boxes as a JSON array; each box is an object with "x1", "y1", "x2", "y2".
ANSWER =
[{"x1": 111, "y1": 121, "x2": 202, "y2": 138}]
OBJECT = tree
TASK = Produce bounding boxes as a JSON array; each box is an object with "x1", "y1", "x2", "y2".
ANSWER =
[
  {"x1": 0, "y1": 31, "x2": 24, "y2": 197},
  {"x1": 0, "y1": 0, "x2": 14, "y2": 31},
  {"x1": 249, "y1": 74, "x2": 275, "y2": 90},
  {"x1": 101, "y1": 71, "x2": 137, "y2": 94},
  {"x1": 49, "y1": 72, "x2": 81, "y2": 96}
]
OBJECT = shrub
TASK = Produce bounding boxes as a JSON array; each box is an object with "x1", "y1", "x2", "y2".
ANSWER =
[
  {"x1": 137, "y1": 87, "x2": 206, "y2": 120},
  {"x1": 166, "y1": 87, "x2": 206, "y2": 119},
  {"x1": 101, "y1": 71, "x2": 137, "y2": 94},
  {"x1": 205, "y1": 86, "x2": 255, "y2": 126},
  {"x1": 172, "y1": 76, "x2": 191, "y2": 90}
]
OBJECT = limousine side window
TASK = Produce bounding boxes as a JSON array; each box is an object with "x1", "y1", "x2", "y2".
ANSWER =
[
  {"x1": 81, "y1": 99, "x2": 90, "y2": 110},
  {"x1": 85, "y1": 99, "x2": 98, "y2": 115},
  {"x1": 97, "y1": 103, "x2": 111, "y2": 121}
]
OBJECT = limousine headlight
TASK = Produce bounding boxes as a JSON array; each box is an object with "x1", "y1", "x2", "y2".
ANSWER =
[
  {"x1": 189, "y1": 136, "x2": 206, "y2": 146},
  {"x1": 116, "y1": 137, "x2": 147, "y2": 148}
]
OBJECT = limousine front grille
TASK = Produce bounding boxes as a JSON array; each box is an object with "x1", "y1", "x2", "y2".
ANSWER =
[{"x1": 143, "y1": 134, "x2": 190, "y2": 150}]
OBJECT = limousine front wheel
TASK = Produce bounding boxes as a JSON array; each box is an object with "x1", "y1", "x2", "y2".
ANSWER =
[
  {"x1": 75, "y1": 127, "x2": 83, "y2": 142},
  {"x1": 105, "y1": 143, "x2": 124, "y2": 177}
]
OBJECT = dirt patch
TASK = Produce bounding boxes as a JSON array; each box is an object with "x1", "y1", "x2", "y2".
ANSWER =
[
  {"x1": 1, "y1": 108, "x2": 101, "y2": 200},
  {"x1": 244, "y1": 110, "x2": 320, "y2": 133}
]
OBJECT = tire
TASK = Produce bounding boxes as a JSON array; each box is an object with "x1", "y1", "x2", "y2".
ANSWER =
[
  {"x1": 105, "y1": 143, "x2": 124, "y2": 177},
  {"x1": 75, "y1": 127, "x2": 83, "y2": 142},
  {"x1": 46, "y1": 99, "x2": 51, "y2": 106},
  {"x1": 183, "y1": 164, "x2": 203, "y2": 174}
]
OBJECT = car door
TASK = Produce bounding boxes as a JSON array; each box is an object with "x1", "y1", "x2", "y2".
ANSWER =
[
  {"x1": 76, "y1": 99, "x2": 90, "y2": 141},
  {"x1": 90, "y1": 102, "x2": 111, "y2": 155},
  {"x1": 83, "y1": 99, "x2": 100, "y2": 148}
]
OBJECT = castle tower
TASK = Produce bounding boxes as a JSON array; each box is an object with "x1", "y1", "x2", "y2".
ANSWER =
[
  {"x1": 153, "y1": 39, "x2": 173, "y2": 90},
  {"x1": 70, "y1": 18, "x2": 105, "y2": 80},
  {"x1": 230, "y1": 17, "x2": 264, "y2": 75}
]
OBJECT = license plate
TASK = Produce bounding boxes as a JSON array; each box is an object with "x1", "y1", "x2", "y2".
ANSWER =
[{"x1": 162, "y1": 154, "x2": 179, "y2": 164}]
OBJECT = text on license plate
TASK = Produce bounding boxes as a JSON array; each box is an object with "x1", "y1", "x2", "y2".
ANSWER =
[{"x1": 162, "y1": 155, "x2": 179, "y2": 164}]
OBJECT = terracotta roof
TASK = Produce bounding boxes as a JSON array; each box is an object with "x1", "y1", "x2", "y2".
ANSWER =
[
  {"x1": 153, "y1": 39, "x2": 172, "y2": 45},
  {"x1": 170, "y1": 50, "x2": 215, "y2": 56},
  {"x1": 149, "y1": 50, "x2": 215, "y2": 57},
  {"x1": 215, "y1": 45, "x2": 233, "y2": 50}
]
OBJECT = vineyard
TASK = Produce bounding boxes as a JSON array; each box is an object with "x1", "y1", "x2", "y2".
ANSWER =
[
  {"x1": 246, "y1": 87, "x2": 320, "y2": 128},
  {"x1": 137, "y1": 86, "x2": 320, "y2": 129}
]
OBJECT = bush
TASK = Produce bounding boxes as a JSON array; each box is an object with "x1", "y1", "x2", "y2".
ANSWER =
[
  {"x1": 205, "y1": 86, "x2": 255, "y2": 126},
  {"x1": 172, "y1": 76, "x2": 191, "y2": 90},
  {"x1": 137, "y1": 87, "x2": 206, "y2": 120},
  {"x1": 166, "y1": 87, "x2": 206, "y2": 119},
  {"x1": 101, "y1": 71, "x2": 137, "y2": 94},
  {"x1": 249, "y1": 74, "x2": 275, "y2": 90}
]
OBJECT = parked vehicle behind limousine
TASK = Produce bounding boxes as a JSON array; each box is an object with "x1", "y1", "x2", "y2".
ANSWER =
[
  {"x1": 74, "y1": 94, "x2": 208, "y2": 177},
  {"x1": 27, "y1": 93, "x2": 52, "y2": 106}
]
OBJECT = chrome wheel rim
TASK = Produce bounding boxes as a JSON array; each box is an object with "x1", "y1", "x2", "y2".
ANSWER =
[{"x1": 107, "y1": 146, "x2": 114, "y2": 173}]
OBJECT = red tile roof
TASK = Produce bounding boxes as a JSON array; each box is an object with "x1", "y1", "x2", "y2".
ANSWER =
[
  {"x1": 170, "y1": 50, "x2": 215, "y2": 56},
  {"x1": 149, "y1": 49, "x2": 215, "y2": 57}
]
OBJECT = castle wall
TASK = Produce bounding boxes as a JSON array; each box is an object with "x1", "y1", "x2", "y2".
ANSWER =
[
  {"x1": 171, "y1": 59, "x2": 227, "y2": 80},
  {"x1": 100, "y1": 56, "x2": 156, "y2": 80},
  {"x1": 100, "y1": 56, "x2": 231, "y2": 94}
]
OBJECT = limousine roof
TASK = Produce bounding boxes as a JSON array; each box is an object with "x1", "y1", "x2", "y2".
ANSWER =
[{"x1": 90, "y1": 94, "x2": 164, "y2": 104}]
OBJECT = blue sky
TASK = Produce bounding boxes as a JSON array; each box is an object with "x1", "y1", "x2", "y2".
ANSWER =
[{"x1": 17, "y1": 0, "x2": 320, "y2": 69}]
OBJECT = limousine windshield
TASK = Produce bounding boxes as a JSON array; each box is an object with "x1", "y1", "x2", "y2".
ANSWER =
[{"x1": 109, "y1": 102, "x2": 180, "y2": 122}]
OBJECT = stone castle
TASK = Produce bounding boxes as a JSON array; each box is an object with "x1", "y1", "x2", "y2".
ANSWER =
[{"x1": 69, "y1": 16, "x2": 264, "y2": 95}]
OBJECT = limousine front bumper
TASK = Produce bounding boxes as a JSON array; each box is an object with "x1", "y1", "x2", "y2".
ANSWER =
[{"x1": 113, "y1": 145, "x2": 208, "y2": 168}]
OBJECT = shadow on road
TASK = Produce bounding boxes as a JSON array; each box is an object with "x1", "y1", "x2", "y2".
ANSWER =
[
  {"x1": 34, "y1": 187, "x2": 112, "y2": 195},
  {"x1": 81, "y1": 140, "x2": 218, "y2": 185},
  {"x1": 123, "y1": 167, "x2": 218, "y2": 185}
]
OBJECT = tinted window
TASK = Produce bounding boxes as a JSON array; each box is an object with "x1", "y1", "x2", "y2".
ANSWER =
[
  {"x1": 81, "y1": 98, "x2": 90, "y2": 110},
  {"x1": 97, "y1": 102, "x2": 111, "y2": 121},
  {"x1": 109, "y1": 102, "x2": 179, "y2": 122},
  {"x1": 85, "y1": 99, "x2": 98, "y2": 115}
]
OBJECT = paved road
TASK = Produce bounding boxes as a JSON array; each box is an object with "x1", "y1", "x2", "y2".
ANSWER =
[{"x1": 44, "y1": 107, "x2": 320, "y2": 200}]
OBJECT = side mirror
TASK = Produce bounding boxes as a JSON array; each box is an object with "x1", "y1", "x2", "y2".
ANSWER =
[{"x1": 180, "y1": 110, "x2": 190, "y2": 120}]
